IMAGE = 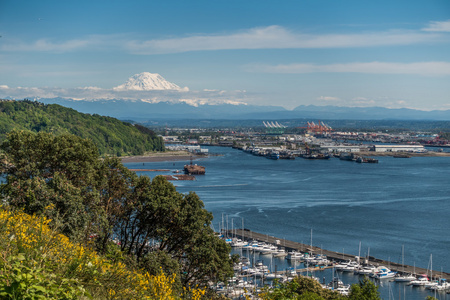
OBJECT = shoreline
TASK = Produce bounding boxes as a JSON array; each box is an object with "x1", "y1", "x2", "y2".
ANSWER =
[
  {"x1": 120, "y1": 148, "x2": 450, "y2": 163},
  {"x1": 120, "y1": 151, "x2": 202, "y2": 163},
  {"x1": 355, "y1": 151, "x2": 450, "y2": 157}
]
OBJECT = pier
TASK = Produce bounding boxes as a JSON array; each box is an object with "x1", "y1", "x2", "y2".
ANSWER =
[{"x1": 226, "y1": 229, "x2": 450, "y2": 280}]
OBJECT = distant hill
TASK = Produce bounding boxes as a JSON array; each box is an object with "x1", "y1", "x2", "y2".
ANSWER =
[
  {"x1": 292, "y1": 105, "x2": 450, "y2": 121},
  {"x1": 33, "y1": 97, "x2": 450, "y2": 121},
  {"x1": 37, "y1": 97, "x2": 287, "y2": 121},
  {"x1": 0, "y1": 99, "x2": 164, "y2": 156}
]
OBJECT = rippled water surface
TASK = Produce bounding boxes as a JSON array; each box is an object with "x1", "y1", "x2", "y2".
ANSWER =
[{"x1": 125, "y1": 146, "x2": 450, "y2": 300}]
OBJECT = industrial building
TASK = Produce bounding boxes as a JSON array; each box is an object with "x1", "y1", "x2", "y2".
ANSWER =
[{"x1": 372, "y1": 145, "x2": 425, "y2": 152}]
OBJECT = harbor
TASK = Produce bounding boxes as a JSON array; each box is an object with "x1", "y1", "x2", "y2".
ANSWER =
[
  {"x1": 224, "y1": 229, "x2": 450, "y2": 281},
  {"x1": 124, "y1": 145, "x2": 450, "y2": 299}
]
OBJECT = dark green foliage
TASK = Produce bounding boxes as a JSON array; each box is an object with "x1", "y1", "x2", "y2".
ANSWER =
[
  {"x1": 262, "y1": 276, "x2": 346, "y2": 300},
  {"x1": 113, "y1": 175, "x2": 235, "y2": 287},
  {"x1": 0, "y1": 99, "x2": 164, "y2": 156},
  {"x1": 348, "y1": 276, "x2": 380, "y2": 300},
  {"x1": 0, "y1": 130, "x2": 234, "y2": 289},
  {"x1": 0, "y1": 130, "x2": 101, "y2": 240},
  {"x1": 263, "y1": 275, "x2": 382, "y2": 300}
]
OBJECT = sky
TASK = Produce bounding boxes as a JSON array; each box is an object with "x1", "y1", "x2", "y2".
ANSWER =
[{"x1": 0, "y1": 0, "x2": 449, "y2": 110}]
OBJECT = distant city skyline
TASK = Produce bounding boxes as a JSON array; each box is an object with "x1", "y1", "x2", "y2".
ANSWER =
[{"x1": 0, "y1": 0, "x2": 449, "y2": 111}]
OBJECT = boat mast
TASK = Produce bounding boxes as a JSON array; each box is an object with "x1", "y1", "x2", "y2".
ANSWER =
[{"x1": 401, "y1": 245, "x2": 404, "y2": 272}]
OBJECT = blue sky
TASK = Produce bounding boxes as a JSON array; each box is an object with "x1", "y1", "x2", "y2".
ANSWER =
[{"x1": 0, "y1": 0, "x2": 449, "y2": 110}]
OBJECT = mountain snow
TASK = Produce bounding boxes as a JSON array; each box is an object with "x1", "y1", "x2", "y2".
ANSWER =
[{"x1": 113, "y1": 72, "x2": 189, "y2": 91}]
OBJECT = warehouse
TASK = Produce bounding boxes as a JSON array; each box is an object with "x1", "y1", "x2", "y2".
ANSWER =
[{"x1": 372, "y1": 145, "x2": 425, "y2": 152}]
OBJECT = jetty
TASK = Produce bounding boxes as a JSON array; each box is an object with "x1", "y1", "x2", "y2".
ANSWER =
[{"x1": 226, "y1": 229, "x2": 450, "y2": 280}]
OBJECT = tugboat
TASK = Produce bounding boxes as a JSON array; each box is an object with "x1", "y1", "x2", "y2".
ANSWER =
[
  {"x1": 356, "y1": 156, "x2": 378, "y2": 163},
  {"x1": 267, "y1": 151, "x2": 280, "y2": 160}
]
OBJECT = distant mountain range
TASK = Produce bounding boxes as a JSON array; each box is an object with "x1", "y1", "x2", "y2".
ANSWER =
[
  {"x1": 36, "y1": 97, "x2": 450, "y2": 121},
  {"x1": 2, "y1": 72, "x2": 449, "y2": 121}
]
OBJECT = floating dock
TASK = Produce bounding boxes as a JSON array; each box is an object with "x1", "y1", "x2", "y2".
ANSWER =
[{"x1": 226, "y1": 229, "x2": 450, "y2": 280}]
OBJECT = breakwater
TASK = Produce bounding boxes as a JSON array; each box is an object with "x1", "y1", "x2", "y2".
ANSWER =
[{"x1": 226, "y1": 229, "x2": 450, "y2": 281}]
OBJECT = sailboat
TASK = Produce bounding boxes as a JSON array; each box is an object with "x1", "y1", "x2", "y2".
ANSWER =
[
  {"x1": 423, "y1": 254, "x2": 438, "y2": 288},
  {"x1": 394, "y1": 245, "x2": 416, "y2": 282},
  {"x1": 410, "y1": 254, "x2": 436, "y2": 287}
]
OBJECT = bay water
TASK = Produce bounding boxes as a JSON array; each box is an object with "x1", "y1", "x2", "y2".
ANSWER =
[{"x1": 125, "y1": 146, "x2": 450, "y2": 299}]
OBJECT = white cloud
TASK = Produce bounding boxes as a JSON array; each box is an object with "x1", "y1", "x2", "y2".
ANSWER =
[
  {"x1": 2, "y1": 38, "x2": 89, "y2": 53},
  {"x1": 351, "y1": 97, "x2": 376, "y2": 106},
  {"x1": 0, "y1": 34, "x2": 126, "y2": 53},
  {"x1": 422, "y1": 20, "x2": 450, "y2": 32},
  {"x1": 1, "y1": 24, "x2": 446, "y2": 54},
  {"x1": 126, "y1": 26, "x2": 442, "y2": 54},
  {"x1": 247, "y1": 61, "x2": 450, "y2": 76},
  {"x1": 317, "y1": 96, "x2": 340, "y2": 101}
]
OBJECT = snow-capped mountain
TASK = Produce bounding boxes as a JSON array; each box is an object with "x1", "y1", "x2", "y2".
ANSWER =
[{"x1": 113, "y1": 72, "x2": 188, "y2": 91}]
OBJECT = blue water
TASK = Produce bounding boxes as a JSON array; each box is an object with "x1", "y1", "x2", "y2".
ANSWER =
[{"x1": 125, "y1": 146, "x2": 450, "y2": 300}]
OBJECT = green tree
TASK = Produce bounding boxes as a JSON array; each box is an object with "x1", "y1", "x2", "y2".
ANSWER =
[
  {"x1": 0, "y1": 130, "x2": 234, "y2": 289},
  {"x1": 114, "y1": 175, "x2": 235, "y2": 287},
  {"x1": 348, "y1": 276, "x2": 380, "y2": 300},
  {"x1": 0, "y1": 100, "x2": 165, "y2": 156},
  {"x1": 0, "y1": 130, "x2": 101, "y2": 240},
  {"x1": 261, "y1": 276, "x2": 345, "y2": 300}
]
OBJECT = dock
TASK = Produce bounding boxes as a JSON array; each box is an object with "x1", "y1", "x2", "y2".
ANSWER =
[{"x1": 226, "y1": 229, "x2": 450, "y2": 280}]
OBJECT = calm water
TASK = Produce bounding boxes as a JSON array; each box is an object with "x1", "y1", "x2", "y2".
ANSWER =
[{"x1": 125, "y1": 146, "x2": 450, "y2": 300}]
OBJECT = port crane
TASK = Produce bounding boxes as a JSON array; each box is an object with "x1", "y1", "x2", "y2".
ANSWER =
[{"x1": 297, "y1": 120, "x2": 333, "y2": 135}]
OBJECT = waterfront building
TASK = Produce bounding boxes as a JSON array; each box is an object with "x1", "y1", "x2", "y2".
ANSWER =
[
  {"x1": 372, "y1": 145, "x2": 425, "y2": 152},
  {"x1": 321, "y1": 145, "x2": 364, "y2": 153}
]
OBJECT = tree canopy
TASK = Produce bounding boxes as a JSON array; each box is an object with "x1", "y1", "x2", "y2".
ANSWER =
[
  {"x1": 260, "y1": 276, "x2": 381, "y2": 300},
  {"x1": 0, "y1": 99, "x2": 164, "y2": 156},
  {"x1": 0, "y1": 130, "x2": 233, "y2": 288}
]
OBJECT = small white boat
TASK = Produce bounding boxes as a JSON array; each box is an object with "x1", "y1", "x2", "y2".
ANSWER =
[
  {"x1": 335, "y1": 260, "x2": 351, "y2": 271},
  {"x1": 273, "y1": 248, "x2": 288, "y2": 258},
  {"x1": 371, "y1": 267, "x2": 396, "y2": 279},
  {"x1": 355, "y1": 264, "x2": 377, "y2": 275},
  {"x1": 424, "y1": 280, "x2": 439, "y2": 289},
  {"x1": 409, "y1": 274, "x2": 429, "y2": 286},
  {"x1": 394, "y1": 273, "x2": 416, "y2": 282},
  {"x1": 342, "y1": 261, "x2": 360, "y2": 272},
  {"x1": 231, "y1": 238, "x2": 246, "y2": 247},
  {"x1": 336, "y1": 284, "x2": 351, "y2": 296},
  {"x1": 428, "y1": 278, "x2": 450, "y2": 291},
  {"x1": 260, "y1": 244, "x2": 277, "y2": 255},
  {"x1": 265, "y1": 273, "x2": 285, "y2": 280},
  {"x1": 286, "y1": 251, "x2": 304, "y2": 261}
]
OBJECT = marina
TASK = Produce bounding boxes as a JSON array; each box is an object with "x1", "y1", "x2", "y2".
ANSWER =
[
  {"x1": 125, "y1": 145, "x2": 450, "y2": 299},
  {"x1": 224, "y1": 229, "x2": 450, "y2": 281}
]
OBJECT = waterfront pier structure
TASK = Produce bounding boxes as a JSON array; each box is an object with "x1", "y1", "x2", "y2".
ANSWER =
[{"x1": 225, "y1": 229, "x2": 450, "y2": 280}]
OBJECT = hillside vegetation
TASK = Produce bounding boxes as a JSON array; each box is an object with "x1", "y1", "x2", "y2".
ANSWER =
[
  {"x1": 0, "y1": 99, "x2": 164, "y2": 156},
  {"x1": 0, "y1": 131, "x2": 233, "y2": 299}
]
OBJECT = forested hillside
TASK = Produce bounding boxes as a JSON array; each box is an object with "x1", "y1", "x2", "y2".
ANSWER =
[{"x1": 0, "y1": 99, "x2": 164, "y2": 156}]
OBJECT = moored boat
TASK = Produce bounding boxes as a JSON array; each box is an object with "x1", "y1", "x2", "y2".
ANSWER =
[
  {"x1": 394, "y1": 273, "x2": 416, "y2": 282},
  {"x1": 409, "y1": 274, "x2": 429, "y2": 286},
  {"x1": 370, "y1": 266, "x2": 396, "y2": 279}
]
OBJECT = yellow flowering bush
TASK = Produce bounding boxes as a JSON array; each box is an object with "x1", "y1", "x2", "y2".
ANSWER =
[{"x1": 0, "y1": 207, "x2": 206, "y2": 299}]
